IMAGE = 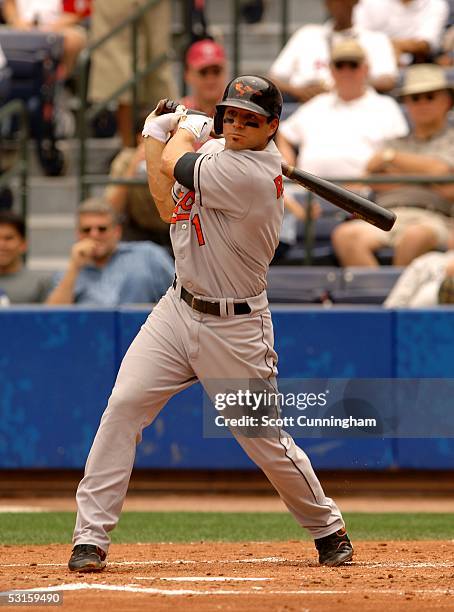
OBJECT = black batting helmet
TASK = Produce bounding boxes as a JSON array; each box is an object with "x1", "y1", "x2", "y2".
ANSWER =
[{"x1": 213, "y1": 75, "x2": 283, "y2": 135}]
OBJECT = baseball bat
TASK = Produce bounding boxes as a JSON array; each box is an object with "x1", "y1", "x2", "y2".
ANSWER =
[{"x1": 281, "y1": 162, "x2": 396, "y2": 231}]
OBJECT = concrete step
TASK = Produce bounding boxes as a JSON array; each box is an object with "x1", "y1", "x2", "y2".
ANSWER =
[
  {"x1": 21, "y1": 176, "x2": 79, "y2": 215},
  {"x1": 27, "y1": 256, "x2": 69, "y2": 272},
  {"x1": 27, "y1": 213, "x2": 75, "y2": 259},
  {"x1": 204, "y1": 0, "x2": 325, "y2": 28}
]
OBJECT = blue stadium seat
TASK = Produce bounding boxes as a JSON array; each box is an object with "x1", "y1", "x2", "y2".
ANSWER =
[
  {"x1": 0, "y1": 65, "x2": 11, "y2": 101},
  {"x1": 0, "y1": 28, "x2": 65, "y2": 175},
  {"x1": 280, "y1": 102, "x2": 299, "y2": 121},
  {"x1": 267, "y1": 265, "x2": 340, "y2": 303},
  {"x1": 332, "y1": 266, "x2": 404, "y2": 304}
]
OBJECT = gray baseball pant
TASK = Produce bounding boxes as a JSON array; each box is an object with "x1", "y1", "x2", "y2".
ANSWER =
[{"x1": 73, "y1": 284, "x2": 344, "y2": 552}]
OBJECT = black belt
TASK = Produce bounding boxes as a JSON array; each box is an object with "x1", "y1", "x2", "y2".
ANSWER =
[{"x1": 173, "y1": 278, "x2": 251, "y2": 316}]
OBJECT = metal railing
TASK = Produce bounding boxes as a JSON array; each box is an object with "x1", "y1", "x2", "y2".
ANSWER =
[
  {"x1": 75, "y1": 0, "x2": 190, "y2": 201},
  {"x1": 0, "y1": 98, "x2": 28, "y2": 218}
]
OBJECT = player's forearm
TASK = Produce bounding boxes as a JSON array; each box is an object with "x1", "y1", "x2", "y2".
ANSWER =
[
  {"x1": 46, "y1": 263, "x2": 79, "y2": 304},
  {"x1": 144, "y1": 137, "x2": 175, "y2": 223},
  {"x1": 161, "y1": 129, "x2": 196, "y2": 178}
]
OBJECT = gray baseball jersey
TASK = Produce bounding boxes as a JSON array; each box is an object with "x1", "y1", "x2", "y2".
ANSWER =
[
  {"x1": 72, "y1": 133, "x2": 345, "y2": 555},
  {"x1": 171, "y1": 138, "x2": 284, "y2": 298}
]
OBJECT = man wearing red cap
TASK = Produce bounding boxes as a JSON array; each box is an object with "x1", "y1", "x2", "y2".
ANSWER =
[{"x1": 181, "y1": 39, "x2": 228, "y2": 117}]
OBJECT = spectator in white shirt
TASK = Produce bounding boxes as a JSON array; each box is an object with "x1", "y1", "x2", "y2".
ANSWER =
[
  {"x1": 384, "y1": 248, "x2": 454, "y2": 306},
  {"x1": 354, "y1": 0, "x2": 449, "y2": 64},
  {"x1": 333, "y1": 64, "x2": 454, "y2": 268},
  {"x1": 276, "y1": 39, "x2": 408, "y2": 220},
  {"x1": 0, "y1": 43, "x2": 6, "y2": 70},
  {"x1": 268, "y1": 0, "x2": 398, "y2": 103}
]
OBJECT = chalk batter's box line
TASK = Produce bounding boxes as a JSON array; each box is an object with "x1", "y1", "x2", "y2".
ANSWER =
[
  {"x1": 2, "y1": 558, "x2": 454, "y2": 569},
  {"x1": 2, "y1": 583, "x2": 454, "y2": 597}
]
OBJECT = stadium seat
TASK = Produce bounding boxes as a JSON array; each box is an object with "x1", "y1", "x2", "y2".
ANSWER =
[
  {"x1": 332, "y1": 266, "x2": 404, "y2": 304},
  {"x1": 267, "y1": 265, "x2": 340, "y2": 303},
  {"x1": 0, "y1": 28, "x2": 65, "y2": 176},
  {"x1": 0, "y1": 64, "x2": 11, "y2": 101},
  {"x1": 280, "y1": 102, "x2": 299, "y2": 121}
]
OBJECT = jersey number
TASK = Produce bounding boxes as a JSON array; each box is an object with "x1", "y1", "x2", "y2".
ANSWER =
[{"x1": 191, "y1": 214, "x2": 205, "y2": 246}]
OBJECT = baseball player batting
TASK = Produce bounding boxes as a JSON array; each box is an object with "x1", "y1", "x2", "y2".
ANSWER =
[{"x1": 68, "y1": 76, "x2": 353, "y2": 572}]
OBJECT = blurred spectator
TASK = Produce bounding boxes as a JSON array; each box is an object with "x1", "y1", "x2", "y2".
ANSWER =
[
  {"x1": 185, "y1": 0, "x2": 209, "y2": 42},
  {"x1": 436, "y1": 26, "x2": 454, "y2": 64},
  {"x1": 0, "y1": 41, "x2": 5, "y2": 68},
  {"x1": 46, "y1": 198, "x2": 174, "y2": 305},
  {"x1": 268, "y1": 0, "x2": 398, "y2": 103},
  {"x1": 104, "y1": 39, "x2": 228, "y2": 246},
  {"x1": 384, "y1": 248, "x2": 454, "y2": 306},
  {"x1": 0, "y1": 211, "x2": 53, "y2": 303},
  {"x1": 105, "y1": 138, "x2": 171, "y2": 247},
  {"x1": 333, "y1": 64, "x2": 454, "y2": 267},
  {"x1": 354, "y1": 0, "x2": 449, "y2": 65},
  {"x1": 276, "y1": 40, "x2": 407, "y2": 219},
  {"x1": 89, "y1": 0, "x2": 177, "y2": 147},
  {"x1": 181, "y1": 39, "x2": 228, "y2": 117},
  {"x1": 2, "y1": 0, "x2": 87, "y2": 76}
]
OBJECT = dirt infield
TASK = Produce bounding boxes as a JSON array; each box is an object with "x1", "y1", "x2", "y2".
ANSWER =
[{"x1": 2, "y1": 541, "x2": 454, "y2": 611}]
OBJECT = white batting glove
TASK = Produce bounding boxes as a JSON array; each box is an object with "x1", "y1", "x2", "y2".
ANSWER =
[
  {"x1": 142, "y1": 104, "x2": 187, "y2": 142},
  {"x1": 178, "y1": 115, "x2": 213, "y2": 145}
]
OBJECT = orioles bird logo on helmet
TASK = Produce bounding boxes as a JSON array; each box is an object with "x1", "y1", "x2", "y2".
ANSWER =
[{"x1": 234, "y1": 81, "x2": 262, "y2": 97}]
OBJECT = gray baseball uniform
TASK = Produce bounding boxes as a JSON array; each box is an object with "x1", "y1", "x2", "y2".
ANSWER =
[{"x1": 73, "y1": 137, "x2": 344, "y2": 552}]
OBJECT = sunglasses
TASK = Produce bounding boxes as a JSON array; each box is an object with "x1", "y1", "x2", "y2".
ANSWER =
[
  {"x1": 79, "y1": 225, "x2": 111, "y2": 234},
  {"x1": 197, "y1": 65, "x2": 223, "y2": 77},
  {"x1": 333, "y1": 60, "x2": 361, "y2": 70},
  {"x1": 407, "y1": 91, "x2": 440, "y2": 103}
]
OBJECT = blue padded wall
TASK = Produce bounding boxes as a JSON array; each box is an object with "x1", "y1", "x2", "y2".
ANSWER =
[
  {"x1": 0, "y1": 309, "x2": 116, "y2": 468},
  {"x1": 2, "y1": 306, "x2": 453, "y2": 470},
  {"x1": 394, "y1": 309, "x2": 454, "y2": 469},
  {"x1": 273, "y1": 307, "x2": 394, "y2": 470}
]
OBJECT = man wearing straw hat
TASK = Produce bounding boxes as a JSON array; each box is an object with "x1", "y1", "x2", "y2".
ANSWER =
[{"x1": 333, "y1": 63, "x2": 454, "y2": 267}]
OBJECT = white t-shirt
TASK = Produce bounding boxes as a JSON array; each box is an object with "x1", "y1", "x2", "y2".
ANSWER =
[
  {"x1": 279, "y1": 88, "x2": 408, "y2": 177},
  {"x1": 269, "y1": 22, "x2": 398, "y2": 89},
  {"x1": 0, "y1": 45, "x2": 6, "y2": 70},
  {"x1": 354, "y1": 0, "x2": 449, "y2": 50},
  {"x1": 385, "y1": 251, "x2": 454, "y2": 307},
  {"x1": 16, "y1": 0, "x2": 62, "y2": 25}
]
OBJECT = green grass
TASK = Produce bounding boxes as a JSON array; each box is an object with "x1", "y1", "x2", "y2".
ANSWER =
[{"x1": 1, "y1": 512, "x2": 453, "y2": 545}]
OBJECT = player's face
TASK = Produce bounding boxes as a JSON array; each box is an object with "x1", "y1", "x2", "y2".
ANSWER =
[
  {"x1": 0, "y1": 224, "x2": 26, "y2": 271},
  {"x1": 222, "y1": 107, "x2": 279, "y2": 151},
  {"x1": 77, "y1": 213, "x2": 121, "y2": 261}
]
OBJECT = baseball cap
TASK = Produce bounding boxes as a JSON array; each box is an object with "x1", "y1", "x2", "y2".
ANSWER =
[
  {"x1": 398, "y1": 64, "x2": 454, "y2": 97},
  {"x1": 186, "y1": 39, "x2": 226, "y2": 70},
  {"x1": 330, "y1": 39, "x2": 366, "y2": 63}
]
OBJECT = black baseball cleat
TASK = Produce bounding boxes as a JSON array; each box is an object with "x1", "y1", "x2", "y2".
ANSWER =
[
  {"x1": 68, "y1": 544, "x2": 107, "y2": 572},
  {"x1": 315, "y1": 528, "x2": 353, "y2": 567}
]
